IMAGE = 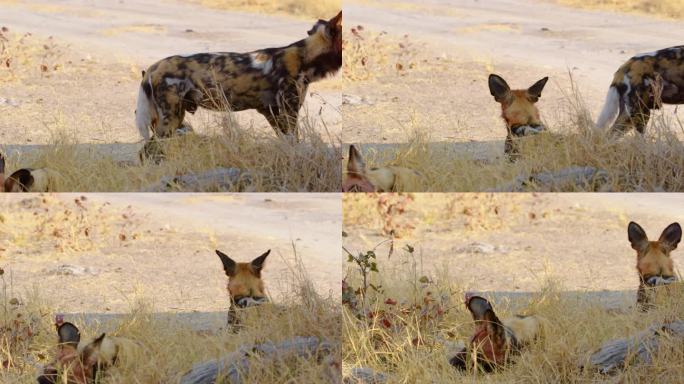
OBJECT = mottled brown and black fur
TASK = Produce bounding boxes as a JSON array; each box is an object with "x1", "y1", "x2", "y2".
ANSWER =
[
  {"x1": 450, "y1": 294, "x2": 544, "y2": 372},
  {"x1": 37, "y1": 320, "x2": 139, "y2": 384},
  {"x1": 136, "y1": 12, "x2": 342, "y2": 141},
  {"x1": 597, "y1": 46, "x2": 684, "y2": 134}
]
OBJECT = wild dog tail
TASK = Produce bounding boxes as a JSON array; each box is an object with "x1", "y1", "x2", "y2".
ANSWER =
[
  {"x1": 135, "y1": 72, "x2": 157, "y2": 141},
  {"x1": 595, "y1": 85, "x2": 620, "y2": 131}
]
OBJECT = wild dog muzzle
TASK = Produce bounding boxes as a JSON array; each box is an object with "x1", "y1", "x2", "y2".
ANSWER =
[
  {"x1": 644, "y1": 275, "x2": 677, "y2": 287},
  {"x1": 510, "y1": 124, "x2": 545, "y2": 137},
  {"x1": 233, "y1": 296, "x2": 269, "y2": 308}
]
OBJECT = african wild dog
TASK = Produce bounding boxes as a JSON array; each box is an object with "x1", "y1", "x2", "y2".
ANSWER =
[
  {"x1": 596, "y1": 46, "x2": 684, "y2": 134},
  {"x1": 450, "y1": 294, "x2": 544, "y2": 372},
  {"x1": 488, "y1": 74, "x2": 549, "y2": 159},
  {"x1": 135, "y1": 12, "x2": 342, "y2": 142},
  {"x1": 343, "y1": 145, "x2": 423, "y2": 192},
  {"x1": 38, "y1": 317, "x2": 139, "y2": 384},
  {"x1": 628, "y1": 221, "x2": 681, "y2": 311},
  {"x1": 216, "y1": 249, "x2": 270, "y2": 325},
  {"x1": 0, "y1": 152, "x2": 61, "y2": 192}
]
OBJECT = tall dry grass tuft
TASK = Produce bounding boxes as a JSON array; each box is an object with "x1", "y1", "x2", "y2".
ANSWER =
[
  {"x1": 343, "y1": 244, "x2": 684, "y2": 382},
  {"x1": 188, "y1": 0, "x2": 339, "y2": 19},
  {"x1": 349, "y1": 76, "x2": 684, "y2": 192},
  {"x1": 554, "y1": 0, "x2": 684, "y2": 20},
  {"x1": 0, "y1": 250, "x2": 341, "y2": 383},
  {"x1": 0, "y1": 27, "x2": 66, "y2": 83},
  {"x1": 3, "y1": 109, "x2": 341, "y2": 192},
  {"x1": 343, "y1": 26, "x2": 418, "y2": 82}
]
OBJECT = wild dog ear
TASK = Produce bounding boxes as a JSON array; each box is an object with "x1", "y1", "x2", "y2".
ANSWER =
[
  {"x1": 466, "y1": 296, "x2": 492, "y2": 321},
  {"x1": 347, "y1": 145, "x2": 366, "y2": 175},
  {"x1": 527, "y1": 77, "x2": 549, "y2": 102},
  {"x1": 250, "y1": 249, "x2": 270, "y2": 275},
  {"x1": 628, "y1": 221, "x2": 649, "y2": 253},
  {"x1": 81, "y1": 333, "x2": 106, "y2": 366},
  {"x1": 57, "y1": 322, "x2": 81, "y2": 346},
  {"x1": 328, "y1": 11, "x2": 342, "y2": 30},
  {"x1": 92, "y1": 333, "x2": 106, "y2": 347},
  {"x1": 659, "y1": 223, "x2": 682, "y2": 252},
  {"x1": 141, "y1": 70, "x2": 146, "y2": 78},
  {"x1": 488, "y1": 74, "x2": 511, "y2": 102},
  {"x1": 216, "y1": 250, "x2": 236, "y2": 277},
  {"x1": 6, "y1": 168, "x2": 34, "y2": 192},
  {"x1": 482, "y1": 309, "x2": 506, "y2": 346},
  {"x1": 467, "y1": 296, "x2": 505, "y2": 345}
]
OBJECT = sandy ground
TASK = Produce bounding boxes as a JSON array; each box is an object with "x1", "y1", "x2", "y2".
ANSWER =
[
  {"x1": 0, "y1": 193, "x2": 341, "y2": 329},
  {"x1": 343, "y1": 193, "x2": 684, "y2": 308},
  {"x1": 0, "y1": 0, "x2": 341, "y2": 154},
  {"x1": 342, "y1": 0, "x2": 684, "y2": 157}
]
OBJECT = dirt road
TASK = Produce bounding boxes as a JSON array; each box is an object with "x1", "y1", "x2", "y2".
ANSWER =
[
  {"x1": 0, "y1": 0, "x2": 341, "y2": 147},
  {"x1": 2, "y1": 193, "x2": 341, "y2": 328},
  {"x1": 343, "y1": 0, "x2": 684, "y2": 151},
  {"x1": 343, "y1": 193, "x2": 684, "y2": 307}
]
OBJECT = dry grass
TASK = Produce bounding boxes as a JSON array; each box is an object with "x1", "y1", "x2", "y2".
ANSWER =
[
  {"x1": 0, "y1": 195, "x2": 145, "y2": 256},
  {"x1": 343, "y1": 27, "x2": 421, "y2": 82},
  {"x1": 553, "y1": 0, "x2": 684, "y2": 19},
  {"x1": 343, "y1": 242, "x2": 684, "y2": 383},
  {"x1": 0, "y1": 27, "x2": 68, "y2": 83},
  {"x1": 3, "y1": 111, "x2": 341, "y2": 192},
  {"x1": 186, "y1": 0, "x2": 339, "y2": 19},
  {"x1": 347, "y1": 79, "x2": 684, "y2": 192},
  {"x1": 0, "y1": 253, "x2": 340, "y2": 383},
  {"x1": 0, "y1": 27, "x2": 340, "y2": 192}
]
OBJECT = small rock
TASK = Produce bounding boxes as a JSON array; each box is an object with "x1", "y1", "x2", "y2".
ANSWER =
[
  {"x1": 45, "y1": 264, "x2": 99, "y2": 276},
  {"x1": 342, "y1": 94, "x2": 374, "y2": 106},
  {"x1": 344, "y1": 367, "x2": 388, "y2": 384},
  {"x1": 454, "y1": 242, "x2": 506, "y2": 255},
  {"x1": 0, "y1": 98, "x2": 19, "y2": 107}
]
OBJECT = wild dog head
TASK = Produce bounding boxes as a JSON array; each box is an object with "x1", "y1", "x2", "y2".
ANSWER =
[
  {"x1": 628, "y1": 221, "x2": 681, "y2": 309},
  {"x1": 450, "y1": 294, "x2": 542, "y2": 372},
  {"x1": 488, "y1": 74, "x2": 548, "y2": 156},
  {"x1": 303, "y1": 11, "x2": 342, "y2": 80},
  {"x1": 343, "y1": 145, "x2": 423, "y2": 192},
  {"x1": 38, "y1": 321, "x2": 124, "y2": 384},
  {"x1": 216, "y1": 249, "x2": 270, "y2": 309}
]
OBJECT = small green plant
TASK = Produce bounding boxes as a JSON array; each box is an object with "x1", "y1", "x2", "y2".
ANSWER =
[{"x1": 344, "y1": 247, "x2": 382, "y2": 303}]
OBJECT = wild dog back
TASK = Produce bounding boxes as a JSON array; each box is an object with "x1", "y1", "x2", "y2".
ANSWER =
[{"x1": 136, "y1": 12, "x2": 342, "y2": 139}]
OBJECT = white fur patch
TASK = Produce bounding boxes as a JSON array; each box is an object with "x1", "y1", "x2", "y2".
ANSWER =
[
  {"x1": 622, "y1": 74, "x2": 632, "y2": 115},
  {"x1": 236, "y1": 296, "x2": 268, "y2": 307},
  {"x1": 633, "y1": 51, "x2": 657, "y2": 59},
  {"x1": 250, "y1": 53, "x2": 273, "y2": 74},
  {"x1": 135, "y1": 85, "x2": 152, "y2": 141},
  {"x1": 596, "y1": 86, "x2": 620, "y2": 130},
  {"x1": 164, "y1": 77, "x2": 185, "y2": 87},
  {"x1": 646, "y1": 276, "x2": 677, "y2": 286},
  {"x1": 518, "y1": 125, "x2": 545, "y2": 136}
]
